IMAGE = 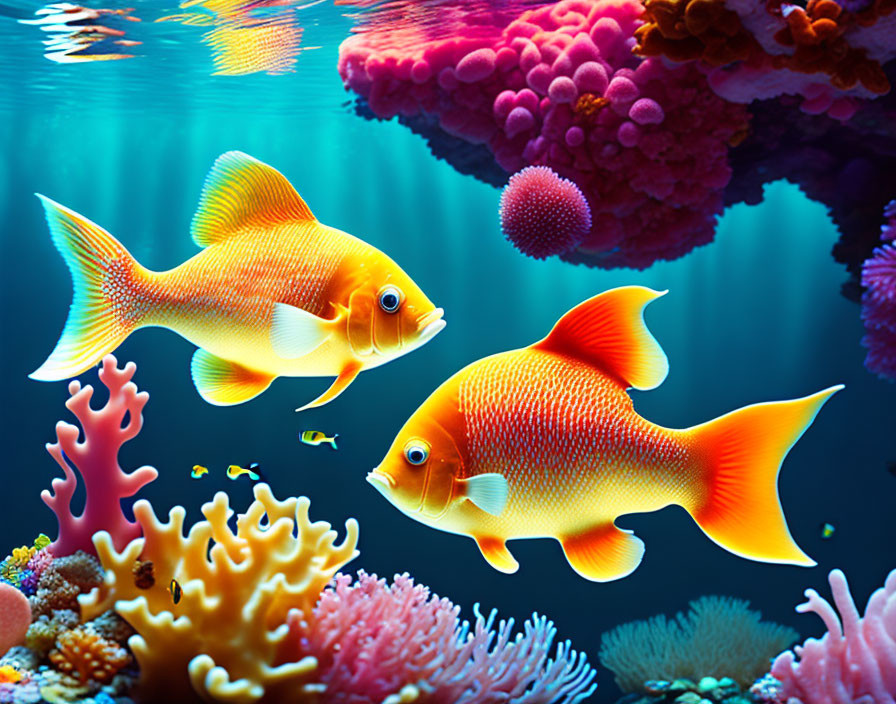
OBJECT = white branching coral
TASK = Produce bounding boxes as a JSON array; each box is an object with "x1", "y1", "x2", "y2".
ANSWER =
[{"x1": 80, "y1": 483, "x2": 359, "y2": 703}]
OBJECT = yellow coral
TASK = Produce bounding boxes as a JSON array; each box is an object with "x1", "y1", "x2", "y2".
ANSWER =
[
  {"x1": 80, "y1": 484, "x2": 359, "y2": 703},
  {"x1": 0, "y1": 665, "x2": 23, "y2": 684},
  {"x1": 49, "y1": 626, "x2": 131, "y2": 684}
]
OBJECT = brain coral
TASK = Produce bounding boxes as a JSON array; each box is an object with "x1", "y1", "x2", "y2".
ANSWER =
[
  {"x1": 338, "y1": 0, "x2": 750, "y2": 269},
  {"x1": 80, "y1": 483, "x2": 359, "y2": 703},
  {"x1": 599, "y1": 595, "x2": 798, "y2": 692}
]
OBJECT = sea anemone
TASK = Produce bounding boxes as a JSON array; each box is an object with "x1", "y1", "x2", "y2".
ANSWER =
[{"x1": 500, "y1": 166, "x2": 592, "y2": 259}]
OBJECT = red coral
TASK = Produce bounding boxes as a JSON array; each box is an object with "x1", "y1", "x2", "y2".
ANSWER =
[{"x1": 42, "y1": 355, "x2": 158, "y2": 557}]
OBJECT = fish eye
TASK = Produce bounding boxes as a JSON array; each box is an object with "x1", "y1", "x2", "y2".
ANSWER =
[
  {"x1": 404, "y1": 440, "x2": 429, "y2": 466},
  {"x1": 378, "y1": 285, "x2": 402, "y2": 313}
]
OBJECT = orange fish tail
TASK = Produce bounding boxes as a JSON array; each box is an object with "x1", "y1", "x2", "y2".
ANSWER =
[
  {"x1": 30, "y1": 196, "x2": 152, "y2": 381},
  {"x1": 685, "y1": 385, "x2": 843, "y2": 566}
]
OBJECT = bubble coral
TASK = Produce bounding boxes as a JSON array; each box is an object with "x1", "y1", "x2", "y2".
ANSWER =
[
  {"x1": 297, "y1": 571, "x2": 596, "y2": 703},
  {"x1": 338, "y1": 0, "x2": 750, "y2": 269},
  {"x1": 80, "y1": 483, "x2": 359, "y2": 703},
  {"x1": 42, "y1": 354, "x2": 158, "y2": 557},
  {"x1": 49, "y1": 627, "x2": 131, "y2": 685},
  {"x1": 770, "y1": 567, "x2": 896, "y2": 704},
  {"x1": 0, "y1": 585, "x2": 31, "y2": 658},
  {"x1": 499, "y1": 166, "x2": 592, "y2": 259}
]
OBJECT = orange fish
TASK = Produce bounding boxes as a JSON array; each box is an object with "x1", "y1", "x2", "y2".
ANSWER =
[
  {"x1": 368, "y1": 286, "x2": 842, "y2": 581},
  {"x1": 30, "y1": 151, "x2": 445, "y2": 409}
]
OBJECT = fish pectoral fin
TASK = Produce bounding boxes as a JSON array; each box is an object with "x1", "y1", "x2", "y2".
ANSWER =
[
  {"x1": 271, "y1": 303, "x2": 333, "y2": 359},
  {"x1": 459, "y1": 474, "x2": 509, "y2": 516},
  {"x1": 294, "y1": 360, "x2": 362, "y2": 412},
  {"x1": 474, "y1": 536, "x2": 519, "y2": 574},
  {"x1": 191, "y1": 350, "x2": 275, "y2": 406},
  {"x1": 532, "y1": 286, "x2": 668, "y2": 391},
  {"x1": 559, "y1": 523, "x2": 645, "y2": 582},
  {"x1": 191, "y1": 151, "x2": 316, "y2": 248}
]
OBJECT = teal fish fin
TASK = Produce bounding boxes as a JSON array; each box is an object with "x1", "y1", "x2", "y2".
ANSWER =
[
  {"x1": 191, "y1": 151, "x2": 316, "y2": 248},
  {"x1": 270, "y1": 303, "x2": 332, "y2": 359},
  {"x1": 460, "y1": 473, "x2": 509, "y2": 516},
  {"x1": 329, "y1": 434, "x2": 338, "y2": 450},
  {"x1": 295, "y1": 360, "x2": 363, "y2": 412},
  {"x1": 559, "y1": 523, "x2": 645, "y2": 582},
  {"x1": 191, "y1": 349, "x2": 275, "y2": 406},
  {"x1": 474, "y1": 535, "x2": 519, "y2": 574}
]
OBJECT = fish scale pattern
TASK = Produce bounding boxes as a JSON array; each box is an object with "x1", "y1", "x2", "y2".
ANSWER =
[
  {"x1": 149, "y1": 222, "x2": 359, "y2": 331},
  {"x1": 459, "y1": 349, "x2": 692, "y2": 534}
]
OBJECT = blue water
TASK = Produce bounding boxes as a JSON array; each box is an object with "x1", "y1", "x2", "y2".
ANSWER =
[{"x1": 1, "y1": 2, "x2": 895, "y2": 699}]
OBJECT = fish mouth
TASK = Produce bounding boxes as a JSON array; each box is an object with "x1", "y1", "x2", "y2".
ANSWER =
[
  {"x1": 413, "y1": 308, "x2": 446, "y2": 346},
  {"x1": 366, "y1": 469, "x2": 395, "y2": 495}
]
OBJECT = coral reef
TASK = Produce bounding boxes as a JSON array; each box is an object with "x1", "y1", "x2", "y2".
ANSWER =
[
  {"x1": 49, "y1": 626, "x2": 131, "y2": 684},
  {"x1": 614, "y1": 676, "x2": 752, "y2": 704},
  {"x1": 80, "y1": 483, "x2": 360, "y2": 703},
  {"x1": 861, "y1": 200, "x2": 896, "y2": 380},
  {"x1": 299, "y1": 571, "x2": 596, "y2": 703},
  {"x1": 770, "y1": 567, "x2": 896, "y2": 704},
  {"x1": 499, "y1": 165, "x2": 592, "y2": 258},
  {"x1": 42, "y1": 354, "x2": 158, "y2": 557},
  {"x1": 599, "y1": 596, "x2": 798, "y2": 692},
  {"x1": 30, "y1": 552, "x2": 104, "y2": 618},
  {"x1": 0, "y1": 584, "x2": 31, "y2": 657},
  {"x1": 0, "y1": 536, "x2": 52, "y2": 596},
  {"x1": 339, "y1": 0, "x2": 749, "y2": 269}
]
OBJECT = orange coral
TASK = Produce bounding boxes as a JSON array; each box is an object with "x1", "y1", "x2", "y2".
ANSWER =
[
  {"x1": 772, "y1": 0, "x2": 889, "y2": 93},
  {"x1": 49, "y1": 627, "x2": 131, "y2": 684},
  {"x1": 635, "y1": 0, "x2": 891, "y2": 94},
  {"x1": 634, "y1": 0, "x2": 763, "y2": 66},
  {"x1": 574, "y1": 93, "x2": 610, "y2": 119},
  {"x1": 0, "y1": 664, "x2": 23, "y2": 684}
]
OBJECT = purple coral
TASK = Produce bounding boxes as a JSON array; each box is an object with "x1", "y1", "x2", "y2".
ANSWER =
[
  {"x1": 296, "y1": 571, "x2": 596, "y2": 703},
  {"x1": 42, "y1": 355, "x2": 158, "y2": 557},
  {"x1": 861, "y1": 201, "x2": 896, "y2": 380},
  {"x1": 770, "y1": 568, "x2": 896, "y2": 704}
]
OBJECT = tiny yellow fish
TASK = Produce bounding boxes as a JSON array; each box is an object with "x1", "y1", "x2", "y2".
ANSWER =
[
  {"x1": 227, "y1": 464, "x2": 261, "y2": 481},
  {"x1": 820, "y1": 523, "x2": 835, "y2": 539},
  {"x1": 30, "y1": 151, "x2": 445, "y2": 410},
  {"x1": 369, "y1": 286, "x2": 843, "y2": 582},
  {"x1": 191, "y1": 465, "x2": 209, "y2": 479},
  {"x1": 300, "y1": 430, "x2": 338, "y2": 450},
  {"x1": 169, "y1": 578, "x2": 182, "y2": 605}
]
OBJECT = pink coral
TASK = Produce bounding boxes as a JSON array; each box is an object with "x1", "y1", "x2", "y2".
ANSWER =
[
  {"x1": 0, "y1": 584, "x2": 31, "y2": 658},
  {"x1": 770, "y1": 568, "x2": 896, "y2": 704},
  {"x1": 861, "y1": 201, "x2": 896, "y2": 380},
  {"x1": 294, "y1": 571, "x2": 596, "y2": 703},
  {"x1": 338, "y1": 0, "x2": 749, "y2": 269},
  {"x1": 42, "y1": 355, "x2": 158, "y2": 557},
  {"x1": 500, "y1": 166, "x2": 592, "y2": 259}
]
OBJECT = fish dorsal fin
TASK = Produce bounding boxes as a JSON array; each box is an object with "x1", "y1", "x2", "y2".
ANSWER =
[
  {"x1": 533, "y1": 286, "x2": 669, "y2": 390},
  {"x1": 191, "y1": 151, "x2": 316, "y2": 248}
]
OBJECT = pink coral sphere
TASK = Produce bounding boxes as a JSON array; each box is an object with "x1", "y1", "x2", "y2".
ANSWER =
[
  {"x1": 0, "y1": 582, "x2": 31, "y2": 656},
  {"x1": 500, "y1": 166, "x2": 592, "y2": 259}
]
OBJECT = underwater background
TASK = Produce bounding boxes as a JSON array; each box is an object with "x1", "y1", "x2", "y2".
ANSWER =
[{"x1": 0, "y1": 1, "x2": 895, "y2": 700}]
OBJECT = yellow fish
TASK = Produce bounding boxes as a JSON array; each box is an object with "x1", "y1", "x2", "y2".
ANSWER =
[
  {"x1": 30, "y1": 151, "x2": 446, "y2": 409},
  {"x1": 191, "y1": 465, "x2": 209, "y2": 479},
  {"x1": 369, "y1": 286, "x2": 843, "y2": 581},
  {"x1": 169, "y1": 578, "x2": 182, "y2": 605},
  {"x1": 227, "y1": 464, "x2": 260, "y2": 481},
  {"x1": 300, "y1": 430, "x2": 338, "y2": 450}
]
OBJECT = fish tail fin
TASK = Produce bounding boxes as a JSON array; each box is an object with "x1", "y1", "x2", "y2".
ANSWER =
[
  {"x1": 685, "y1": 385, "x2": 843, "y2": 566},
  {"x1": 330, "y1": 435, "x2": 338, "y2": 450},
  {"x1": 30, "y1": 195, "x2": 150, "y2": 381}
]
